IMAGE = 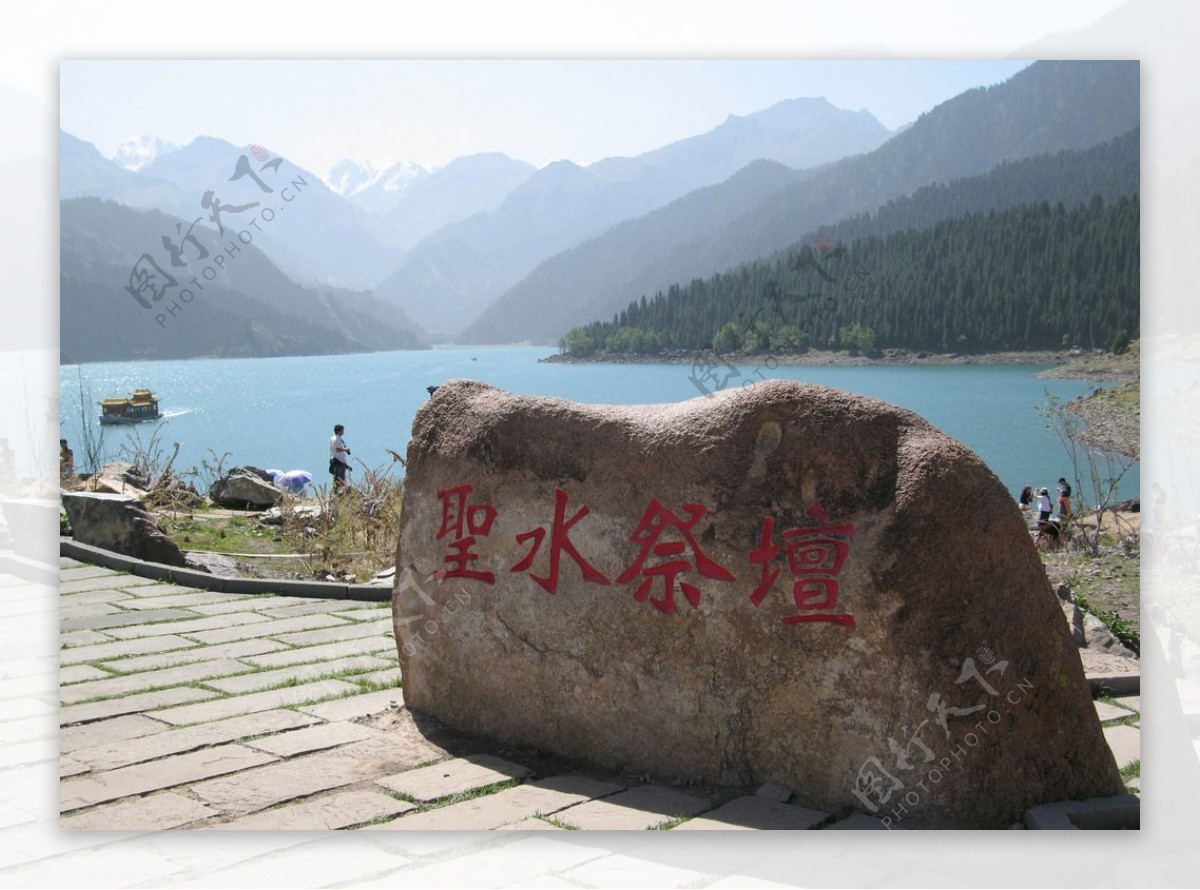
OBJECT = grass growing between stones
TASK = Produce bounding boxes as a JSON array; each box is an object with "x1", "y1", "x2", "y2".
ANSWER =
[
  {"x1": 650, "y1": 814, "x2": 696, "y2": 830},
  {"x1": 536, "y1": 814, "x2": 579, "y2": 830},
  {"x1": 352, "y1": 677, "x2": 404, "y2": 693},
  {"x1": 1095, "y1": 694, "x2": 1140, "y2": 726},
  {"x1": 378, "y1": 778, "x2": 523, "y2": 813}
]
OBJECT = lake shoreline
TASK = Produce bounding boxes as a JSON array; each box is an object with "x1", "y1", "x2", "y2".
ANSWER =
[{"x1": 541, "y1": 347, "x2": 1109, "y2": 374}]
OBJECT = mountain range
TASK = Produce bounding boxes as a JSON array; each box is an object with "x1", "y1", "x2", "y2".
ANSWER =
[
  {"x1": 60, "y1": 198, "x2": 423, "y2": 363},
  {"x1": 371, "y1": 98, "x2": 892, "y2": 337},
  {"x1": 459, "y1": 60, "x2": 1140, "y2": 345},
  {"x1": 60, "y1": 60, "x2": 1139, "y2": 361}
]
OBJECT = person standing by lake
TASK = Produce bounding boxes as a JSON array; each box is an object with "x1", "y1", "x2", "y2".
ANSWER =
[
  {"x1": 1057, "y1": 477, "x2": 1072, "y2": 518},
  {"x1": 329, "y1": 424, "x2": 352, "y2": 492},
  {"x1": 1036, "y1": 487, "x2": 1053, "y2": 523},
  {"x1": 1018, "y1": 485, "x2": 1033, "y2": 520}
]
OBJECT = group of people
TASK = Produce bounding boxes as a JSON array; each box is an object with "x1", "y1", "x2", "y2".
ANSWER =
[{"x1": 1019, "y1": 478, "x2": 1072, "y2": 523}]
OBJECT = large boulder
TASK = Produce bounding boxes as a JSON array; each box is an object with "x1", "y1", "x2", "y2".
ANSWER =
[
  {"x1": 393, "y1": 379, "x2": 1123, "y2": 828},
  {"x1": 209, "y1": 466, "x2": 281, "y2": 509},
  {"x1": 61, "y1": 491, "x2": 186, "y2": 566}
]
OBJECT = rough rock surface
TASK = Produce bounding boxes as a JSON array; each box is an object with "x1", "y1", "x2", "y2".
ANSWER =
[
  {"x1": 209, "y1": 467, "x2": 281, "y2": 510},
  {"x1": 61, "y1": 491, "x2": 186, "y2": 566},
  {"x1": 393, "y1": 379, "x2": 1123, "y2": 828},
  {"x1": 1056, "y1": 586, "x2": 1136, "y2": 658}
]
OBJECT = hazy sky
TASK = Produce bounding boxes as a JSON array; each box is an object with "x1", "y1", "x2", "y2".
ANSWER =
[{"x1": 60, "y1": 60, "x2": 1035, "y2": 175}]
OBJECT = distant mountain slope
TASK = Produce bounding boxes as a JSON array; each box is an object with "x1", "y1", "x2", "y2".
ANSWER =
[
  {"x1": 370, "y1": 153, "x2": 537, "y2": 250},
  {"x1": 459, "y1": 159, "x2": 811, "y2": 344},
  {"x1": 461, "y1": 60, "x2": 1139, "y2": 345},
  {"x1": 60, "y1": 131, "x2": 195, "y2": 217},
  {"x1": 373, "y1": 98, "x2": 892, "y2": 337},
  {"x1": 61, "y1": 134, "x2": 404, "y2": 290},
  {"x1": 564, "y1": 193, "x2": 1139, "y2": 355},
  {"x1": 60, "y1": 198, "x2": 424, "y2": 363}
]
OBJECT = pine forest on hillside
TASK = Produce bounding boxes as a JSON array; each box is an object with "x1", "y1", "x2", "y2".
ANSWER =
[{"x1": 560, "y1": 193, "x2": 1139, "y2": 357}]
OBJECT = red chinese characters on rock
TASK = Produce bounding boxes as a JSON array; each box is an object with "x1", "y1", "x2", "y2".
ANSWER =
[
  {"x1": 510, "y1": 488, "x2": 610, "y2": 593},
  {"x1": 431, "y1": 483, "x2": 857, "y2": 628},
  {"x1": 615, "y1": 499, "x2": 735, "y2": 615},
  {"x1": 748, "y1": 501, "x2": 858, "y2": 627},
  {"x1": 435, "y1": 484, "x2": 498, "y2": 583}
]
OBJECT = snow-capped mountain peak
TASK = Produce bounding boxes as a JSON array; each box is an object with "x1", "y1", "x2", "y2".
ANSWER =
[
  {"x1": 112, "y1": 134, "x2": 179, "y2": 171},
  {"x1": 323, "y1": 158, "x2": 429, "y2": 198}
]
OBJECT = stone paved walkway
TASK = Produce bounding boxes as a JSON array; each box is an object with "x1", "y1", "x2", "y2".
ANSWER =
[{"x1": 58, "y1": 557, "x2": 1141, "y2": 831}]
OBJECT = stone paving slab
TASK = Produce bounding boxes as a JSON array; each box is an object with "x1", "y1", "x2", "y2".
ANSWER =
[
  {"x1": 60, "y1": 607, "x2": 199, "y2": 633},
  {"x1": 59, "y1": 756, "x2": 89, "y2": 778},
  {"x1": 67, "y1": 709, "x2": 321, "y2": 773},
  {"x1": 247, "y1": 599, "x2": 371, "y2": 620},
  {"x1": 241, "y1": 636, "x2": 397, "y2": 669},
  {"x1": 59, "y1": 629, "x2": 116, "y2": 649},
  {"x1": 1118, "y1": 695, "x2": 1141, "y2": 712},
  {"x1": 673, "y1": 796, "x2": 829, "y2": 830},
  {"x1": 59, "y1": 685, "x2": 219, "y2": 727},
  {"x1": 1095, "y1": 700, "x2": 1135, "y2": 722},
  {"x1": 371, "y1": 774, "x2": 625, "y2": 830},
  {"x1": 59, "y1": 565, "x2": 120, "y2": 581},
  {"x1": 243, "y1": 720, "x2": 382, "y2": 758},
  {"x1": 208, "y1": 789, "x2": 416, "y2": 830},
  {"x1": 297, "y1": 687, "x2": 405, "y2": 722},
  {"x1": 357, "y1": 668, "x2": 403, "y2": 687},
  {"x1": 183, "y1": 597, "x2": 290, "y2": 616},
  {"x1": 103, "y1": 610, "x2": 274, "y2": 640},
  {"x1": 59, "y1": 603, "x2": 135, "y2": 623},
  {"x1": 59, "y1": 665, "x2": 112, "y2": 685},
  {"x1": 190, "y1": 732, "x2": 444, "y2": 816},
  {"x1": 149, "y1": 678, "x2": 361, "y2": 726},
  {"x1": 186, "y1": 594, "x2": 348, "y2": 618},
  {"x1": 555, "y1": 785, "x2": 713, "y2": 830},
  {"x1": 271, "y1": 618, "x2": 393, "y2": 648},
  {"x1": 59, "y1": 714, "x2": 172, "y2": 753},
  {"x1": 1103, "y1": 724, "x2": 1141, "y2": 769},
  {"x1": 60, "y1": 744, "x2": 278, "y2": 812},
  {"x1": 61, "y1": 791, "x2": 218, "y2": 830},
  {"x1": 496, "y1": 818, "x2": 566, "y2": 830},
  {"x1": 202, "y1": 654, "x2": 391, "y2": 695},
  {"x1": 184, "y1": 613, "x2": 351, "y2": 646},
  {"x1": 59, "y1": 574, "x2": 162, "y2": 594},
  {"x1": 56, "y1": 589, "x2": 135, "y2": 606},
  {"x1": 113, "y1": 591, "x2": 249, "y2": 610},
  {"x1": 59, "y1": 658, "x2": 251, "y2": 705},
  {"x1": 118, "y1": 583, "x2": 229, "y2": 599},
  {"x1": 377, "y1": 753, "x2": 534, "y2": 803},
  {"x1": 59, "y1": 634, "x2": 199, "y2": 666},
  {"x1": 99, "y1": 637, "x2": 288, "y2": 673},
  {"x1": 331, "y1": 606, "x2": 393, "y2": 622}
]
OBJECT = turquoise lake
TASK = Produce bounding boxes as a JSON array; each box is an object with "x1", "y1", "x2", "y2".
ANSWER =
[{"x1": 59, "y1": 347, "x2": 1139, "y2": 504}]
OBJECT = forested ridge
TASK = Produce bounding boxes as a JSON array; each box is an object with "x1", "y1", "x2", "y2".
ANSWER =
[{"x1": 561, "y1": 191, "x2": 1138, "y2": 357}]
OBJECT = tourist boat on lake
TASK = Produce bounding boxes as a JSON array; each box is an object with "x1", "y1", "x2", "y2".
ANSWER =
[{"x1": 99, "y1": 388, "x2": 162, "y2": 424}]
